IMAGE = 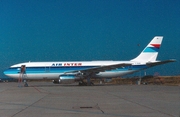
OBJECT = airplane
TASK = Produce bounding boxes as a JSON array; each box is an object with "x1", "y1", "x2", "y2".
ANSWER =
[{"x1": 3, "y1": 36, "x2": 175, "y2": 86}]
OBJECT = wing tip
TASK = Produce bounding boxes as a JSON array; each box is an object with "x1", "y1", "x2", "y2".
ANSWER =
[{"x1": 169, "y1": 59, "x2": 176, "y2": 62}]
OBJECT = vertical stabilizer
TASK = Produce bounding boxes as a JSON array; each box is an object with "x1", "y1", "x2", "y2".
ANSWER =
[{"x1": 131, "y1": 36, "x2": 163, "y2": 62}]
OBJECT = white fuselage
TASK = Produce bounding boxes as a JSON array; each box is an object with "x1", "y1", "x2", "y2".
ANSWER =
[{"x1": 4, "y1": 61, "x2": 147, "y2": 80}]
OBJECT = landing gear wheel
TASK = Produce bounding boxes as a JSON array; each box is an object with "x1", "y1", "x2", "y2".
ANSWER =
[
  {"x1": 79, "y1": 81, "x2": 87, "y2": 86},
  {"x1": 90, "y1": 82, "x2": 94, "y2": 86},
  {"x1": 78, "y1": 81, "x2": 94, "y2": 86}
]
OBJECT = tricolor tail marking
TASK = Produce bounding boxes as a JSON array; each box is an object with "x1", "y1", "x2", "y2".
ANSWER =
[
  {"x1": 151, "y1": 44, "x2": 161, "y2": 48},
  {"x1": 131, "y1": 36, "x2": 163, "y2": 62},
  {"x1": 143, "y1": 44, "x2": 161, "y2": 53}
]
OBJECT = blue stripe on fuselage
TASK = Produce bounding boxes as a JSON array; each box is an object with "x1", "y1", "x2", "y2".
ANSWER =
[
  {"x1": 4, "y1": 65, "x2": 147, "y2": 75},
  {"x1": 4, "y1": 66, "x2": 97, "y2": 74}
]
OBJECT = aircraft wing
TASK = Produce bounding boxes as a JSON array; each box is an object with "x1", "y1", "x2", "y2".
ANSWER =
[
  {"x1": 65, "y1": 63, "x2": 132, "y2": 75},
  {"x1": 146, "y1": 59, "x2": 176, "y2": 67}
]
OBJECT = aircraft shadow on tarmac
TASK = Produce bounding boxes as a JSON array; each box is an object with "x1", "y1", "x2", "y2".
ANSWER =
[{"x1": 27, "y1": 83, "x2": 118, "y2": 87}]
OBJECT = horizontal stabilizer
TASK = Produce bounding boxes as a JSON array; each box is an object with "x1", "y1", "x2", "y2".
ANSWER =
[{"x1": 146, "y1": 59, "x2": 176, "y2": 67}]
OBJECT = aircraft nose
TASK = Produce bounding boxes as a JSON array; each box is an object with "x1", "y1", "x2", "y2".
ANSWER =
[
  {"x1": 3, "y1": 68, "x2": 19, "y2": 79},
  {"x1": 4, "y1": 69, "x2": 10, "y2": 76},
  {"x1": 4, "y1": 69, "x2": 8, "y2": 75}
]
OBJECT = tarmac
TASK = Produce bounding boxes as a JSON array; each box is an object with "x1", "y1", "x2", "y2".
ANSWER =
[{"x1": 0, "y1": 82, "x2": 179, "y2": 117}]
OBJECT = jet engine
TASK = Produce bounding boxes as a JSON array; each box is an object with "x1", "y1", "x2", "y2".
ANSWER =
[{"x1": 53, "y1": 74, "x2": 81, "y2": 84}]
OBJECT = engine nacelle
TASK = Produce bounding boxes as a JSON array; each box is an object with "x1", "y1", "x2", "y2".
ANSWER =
[{"x1": 58, "y1": 74, "x2": 81, "y2": 84}]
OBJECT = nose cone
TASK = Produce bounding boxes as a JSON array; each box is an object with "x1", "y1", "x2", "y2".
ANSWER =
[
  {"x1": 4, "y1": 69, "x2": 12, "y2": 77},
  {"x1": 4, "y1": 69, "x2": 9, "y2": 76},
  {"x1": 3, "y1": 68, "x2": 19, "y2": 79}
]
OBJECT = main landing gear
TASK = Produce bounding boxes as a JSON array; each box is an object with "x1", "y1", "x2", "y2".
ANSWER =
[
  {"x1": 78, "y1": 78, "x2": 94, "y2": 86},
  {"x1": 78, "y1": 81, "x2": 94, "y2": 86}
]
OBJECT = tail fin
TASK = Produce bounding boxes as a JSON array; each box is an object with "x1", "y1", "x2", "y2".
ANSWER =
[{"x1": 131, "y1": 36, "x2": 163, "y2": 62}]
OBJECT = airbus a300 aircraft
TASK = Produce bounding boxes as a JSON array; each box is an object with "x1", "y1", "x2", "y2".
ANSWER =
[{"x1": 4, "y1": 36, "x2": 175, "y2": 86}]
